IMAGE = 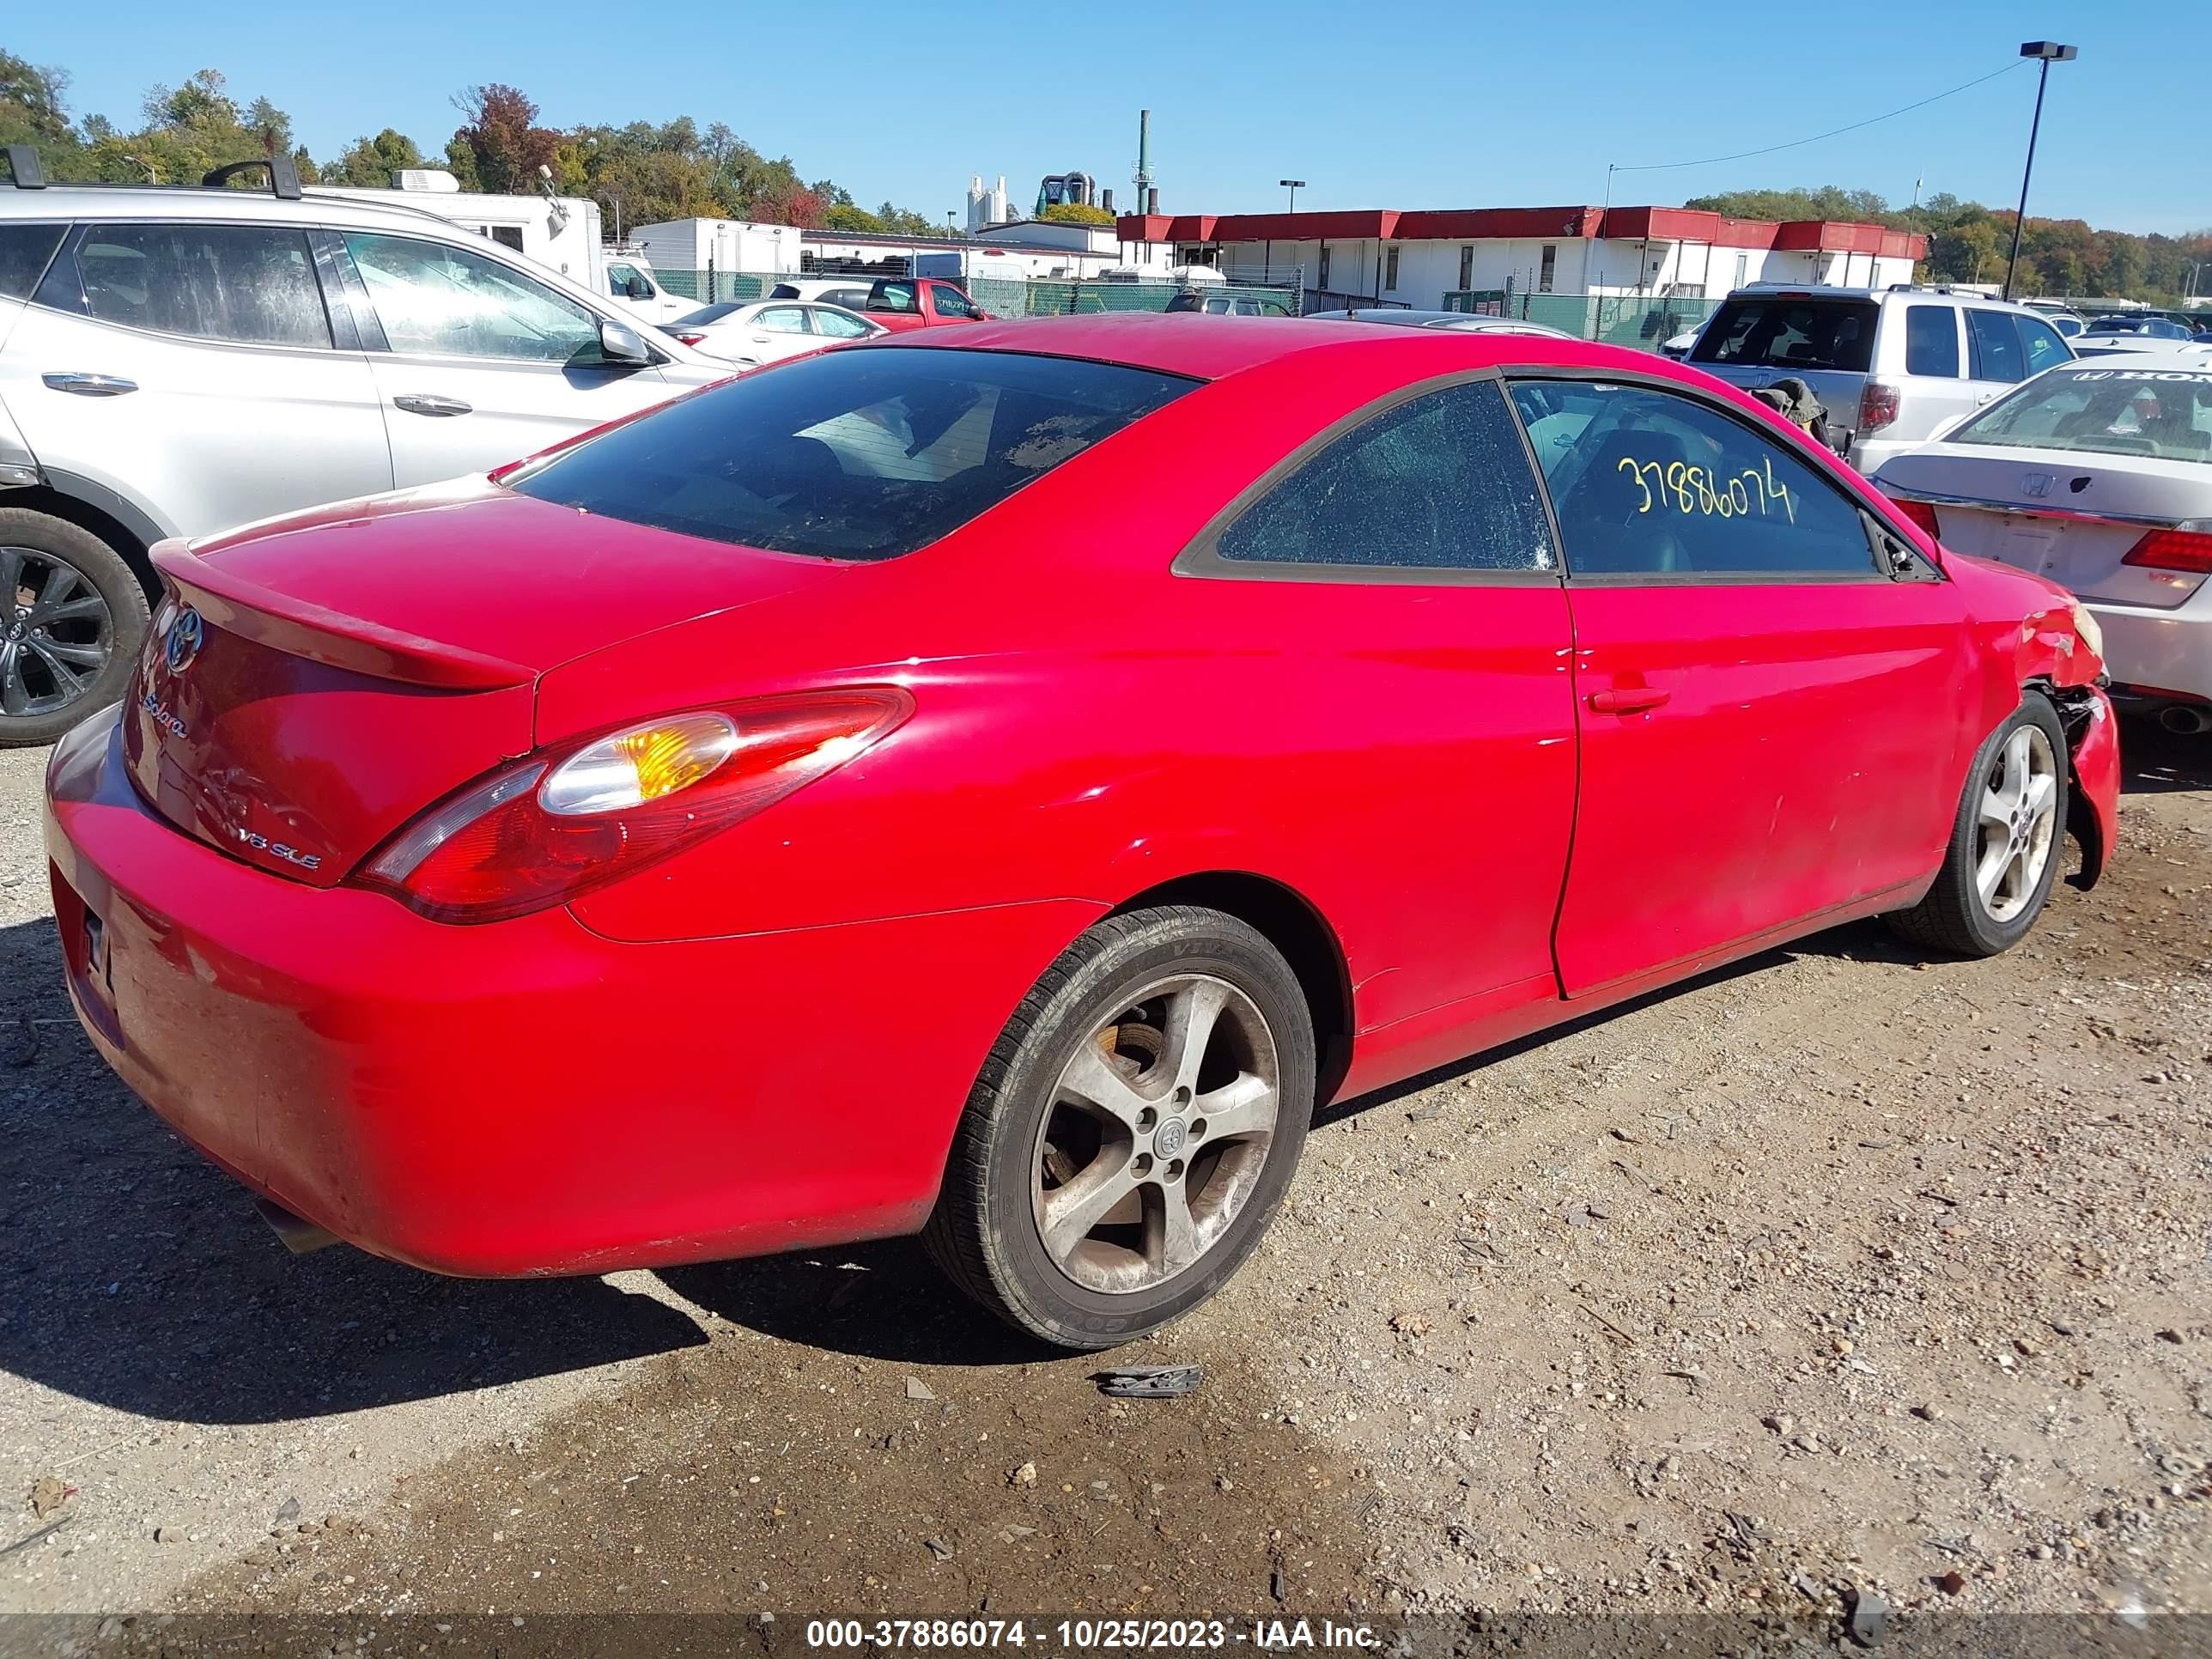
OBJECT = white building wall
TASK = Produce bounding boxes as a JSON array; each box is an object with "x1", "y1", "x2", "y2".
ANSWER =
[{"x1": 1204, "y1": 233, "x2": 1916, "y2": 307}]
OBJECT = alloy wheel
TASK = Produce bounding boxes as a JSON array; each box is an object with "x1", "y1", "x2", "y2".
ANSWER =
[
  {"x1": 1975, "y1": 724, "x2": 2059, "y2": 923},
  {"x1": 1030, "y1": 975, "x2": 1281, "y2": 1294},
  {"x1": 0, "y1": 545, "x2": 114, "y2": 719}
]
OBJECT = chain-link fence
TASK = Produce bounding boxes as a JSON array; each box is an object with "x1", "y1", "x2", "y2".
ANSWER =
[
  {"x1": 1443, "y1": 290, "x2": 1722, "y2": 351},
  {"x1": 658, "y1": 270, "x2": 1302, "y2": 316}
]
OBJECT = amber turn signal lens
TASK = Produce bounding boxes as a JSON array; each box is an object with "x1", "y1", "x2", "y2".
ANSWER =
[{"x1": 539, "y1": 714, "x2": 740, "y2": 816}]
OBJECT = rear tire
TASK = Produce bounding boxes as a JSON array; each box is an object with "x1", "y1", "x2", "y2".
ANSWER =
[
  {"x1": 1888, "y1": 695, "x2": 2069, "y2": 958},
  {"x1": 923, "y1": 905, "x2": 1316, "y2": 1350},
  {"x1": 0, "y1": 508, "x2": 148, "y2": 747}
]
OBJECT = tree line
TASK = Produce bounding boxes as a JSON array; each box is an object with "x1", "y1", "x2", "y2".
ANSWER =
[
  {"x1": 1686, "y1": 186, "x2": 2211, "y2": 307},
  {"x1": 0, "y1": 53, "x2": 945, "y2": 238}
]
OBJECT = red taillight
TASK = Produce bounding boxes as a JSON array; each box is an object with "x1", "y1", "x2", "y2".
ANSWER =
[
  {"x1": 2122, "y1": 527, "x2": 2212, "y2": 574},
  {"x1": 672, "y1": 330, "x2": 708, "y2": 346},
  {"x1": 1857, "y1": 382, "x2": 1901, "y2": 434},
  {"x1": 1890, "y1": 497, "x2": 1942, "y2": 538},
  {"x1": 357, "y1": 689, "x2": 913, "y2": 924}
]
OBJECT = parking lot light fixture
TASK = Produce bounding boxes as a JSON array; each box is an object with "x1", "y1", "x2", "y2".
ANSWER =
[
  {"x1": 2003, "y1": 42, "x2": 2078, "y2": 302},
  {"x1": 1279, "y1": 179, "x2": 1304, "y2": 216}
]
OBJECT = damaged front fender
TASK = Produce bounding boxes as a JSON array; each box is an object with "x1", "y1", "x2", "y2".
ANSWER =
[{"x1": 2054, "y1": 684, "x2": 2118, "y2": 890}]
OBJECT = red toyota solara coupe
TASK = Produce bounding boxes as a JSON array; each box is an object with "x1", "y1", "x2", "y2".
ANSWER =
[{"x1": 46, "y1": 316, "x2": 2119, "y2": 1348}]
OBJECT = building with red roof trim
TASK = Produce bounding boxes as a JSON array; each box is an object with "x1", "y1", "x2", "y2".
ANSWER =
[{"x1": 1112, "y1": 205, "x2": 1928, "y2": 308}]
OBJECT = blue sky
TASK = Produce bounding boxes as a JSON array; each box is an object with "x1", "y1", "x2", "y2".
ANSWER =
[{"x1": 9, "y1": 2, "x2": 2192, "y2": 234}]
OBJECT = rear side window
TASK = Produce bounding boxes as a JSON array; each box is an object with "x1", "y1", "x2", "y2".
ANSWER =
[
  {"x1": 511, "y1": 347, "x2": 1193, "y2": 560},
  {"x1": 1904, "y1": 306, "x2": 1960, "y2": 378},
  {"x1": 1691, "y1": 298, "x2": 1877, "y2": 373},
  {"x1": 1966, "y1": 310, "x2": 2027, "y2": 382},
  {"x1": 0, "y1": 223, "x2": 64, "y2": 300},
  {"x1": 1213, "y1": 380, "x2": 1555, "y2": 574},
  {"x1": 1509, "y1": 380, "x2": 1877, "y2": 578},
  {"x1": 73, "y1": 223, "x2": 329, "y2": 347},
  {"x1": 872, "y1": 283, "x2": 919, "y2": 314}
]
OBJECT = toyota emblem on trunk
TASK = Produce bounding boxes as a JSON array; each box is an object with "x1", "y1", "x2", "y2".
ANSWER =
[{"x1": 164, "y1": 606, "x2": 204, "y2": 674}]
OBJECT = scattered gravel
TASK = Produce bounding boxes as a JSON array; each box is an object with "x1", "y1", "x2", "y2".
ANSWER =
[{"x1": 3, "y1": 726, "x2": 2209, "y2": 1628}]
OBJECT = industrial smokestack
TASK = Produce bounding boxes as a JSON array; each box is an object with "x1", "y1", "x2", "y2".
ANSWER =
[{"x1": 1133, "y1": 110, "x2": 1155, "y2": 222}]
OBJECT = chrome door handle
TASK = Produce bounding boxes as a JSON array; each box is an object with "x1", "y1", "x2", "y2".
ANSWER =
[
  {"x1": 42, "y1": 373, "x2": 137, "y2": 397},
  {"x1": 392, "y1": 393, "x2": 472, "y2": 417}
]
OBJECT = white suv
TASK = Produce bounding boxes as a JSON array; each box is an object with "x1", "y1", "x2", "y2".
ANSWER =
[
  {"x1": 0, "y1": 150, "x2": 734, "y2": 744},
  {"x1": 1686, "y1": 283, "x2": 2075, "y2": 477}
]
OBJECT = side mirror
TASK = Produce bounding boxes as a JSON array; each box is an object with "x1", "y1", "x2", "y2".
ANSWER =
[
  {"x1": 599, "y1": 319, "x2": 652, "y2": 367},
  {"x1": 626, "y1": 276, "x2": 653, "y2": 300}
]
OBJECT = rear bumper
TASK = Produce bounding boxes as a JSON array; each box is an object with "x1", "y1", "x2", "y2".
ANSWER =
[
  {"x1": 2084, "y1": 597, "x2": 2212, "y2": 704},
  {"x1": 45, "y1": 706, "x2": 1098, "y2": 1277}
]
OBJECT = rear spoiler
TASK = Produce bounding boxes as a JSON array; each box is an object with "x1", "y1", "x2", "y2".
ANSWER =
[{"x1": 152, "y1": 544, "x2": 532, "y2": 691}]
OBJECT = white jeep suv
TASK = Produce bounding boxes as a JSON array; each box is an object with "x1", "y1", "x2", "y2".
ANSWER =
[{"x1": 0, "y1": 149, "x2": 734, "y2": 744}]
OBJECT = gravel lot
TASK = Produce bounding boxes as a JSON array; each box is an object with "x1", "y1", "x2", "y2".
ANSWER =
[{"x1": 3, "y1": 726, "x2": 2209, "y2": 1642}]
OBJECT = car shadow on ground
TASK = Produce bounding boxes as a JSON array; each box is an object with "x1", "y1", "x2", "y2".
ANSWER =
[
  {"x1": 0, "y1": 916, "x2": 709, "y2": 1426},
  {"x1": 659, "y1": 1246, "x2": 1042, "y2": 1369},
  {"x1": 11, "y1": 724, "x2": 2203, "y2": 1401},
  {"x1": 2121, "y1": 716, "x2": 2212, "y2": 795}
]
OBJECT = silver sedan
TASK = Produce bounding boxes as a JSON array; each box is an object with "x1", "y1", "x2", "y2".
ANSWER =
[{"x1": 1874, "y1": 356, "x2": 2212, "y2": 732}]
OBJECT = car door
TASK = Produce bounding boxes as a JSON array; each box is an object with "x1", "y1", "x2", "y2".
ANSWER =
[
  {"x1": 924, "y1": 282, "x2": 986, "y2": 325},
  {"x1": 803, "y1": 305, "x2": 877, "y2": 347},
  {"x1": 331, "y1": 228, "x2": 680, "y2": 484},
  {"x1": 739, "y1": 304, "x2": 817, "y2": 362},
  {"x1": 1508, "y1": 375, "x2": 1974, "y2": 998},
  {"x1": 1888, "y1": 301, "x2": 1978, "y2": 443},
  {"x1": 0, "y1": 219, "x2": 391, "y2": 538},
  {"x1": 1173, "y1": 374, "x2": 1578, "y2": 1055},
  {"x1": 1964, "y1": 307, "x2": 2069, "y2": 411}
]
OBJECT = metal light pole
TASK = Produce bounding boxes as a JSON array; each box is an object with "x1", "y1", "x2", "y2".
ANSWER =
[
  {"x1": 124, "y1": 154, "x2": 156, "y2": 184},
  {"x1": 2003, "y1": 41, "x2": 2077, "y2": 301},
  {"x1": 1279, "y1": 179, "x2": 1304, "y2": 216}
]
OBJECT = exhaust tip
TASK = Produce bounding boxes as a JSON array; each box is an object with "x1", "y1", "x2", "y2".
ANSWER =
[
  {"x1": 253, "y1": 1195, "x2": 341, "y2": 1255},
  {"x1": 2157, "y1": 704, "x2": 2212, "y2": 736}
]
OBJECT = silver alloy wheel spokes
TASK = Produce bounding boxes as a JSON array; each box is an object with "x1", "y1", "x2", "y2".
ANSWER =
[
  {"x1": 1032, "y1": 974, "x2": 1281, "y2": 1295},
  {"x1": 1974, "y1": 724, "x2": 2059, "y2": 923},
  {"x1": 0, "y1": 546, "x2": 112, "y2": 719}
]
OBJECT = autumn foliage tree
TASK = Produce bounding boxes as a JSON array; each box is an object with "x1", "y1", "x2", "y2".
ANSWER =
[{"x1": 445, "y1": 83, "x2": 560, "y2": 195}]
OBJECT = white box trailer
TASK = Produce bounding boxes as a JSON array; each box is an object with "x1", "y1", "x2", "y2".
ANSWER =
[{"x1": 629, "y1": 219, "x2": 805, "y2": 289}]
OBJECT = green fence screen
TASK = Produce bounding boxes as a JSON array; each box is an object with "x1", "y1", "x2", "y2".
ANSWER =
[
  {"x1": 659, "y1": 271, "x2": 1301, "y2": 317},
  {"x1": 1443, "y1": 290, "x2": 1722, "y2": 351}
]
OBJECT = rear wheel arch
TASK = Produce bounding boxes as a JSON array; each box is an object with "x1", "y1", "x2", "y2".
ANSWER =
[
  {"x1": 1105, "y1": 871, "x2": 1354, "y2": 1105},
  {"x1": 2, "y1": 484, "x2": 158, "y2": 599}
]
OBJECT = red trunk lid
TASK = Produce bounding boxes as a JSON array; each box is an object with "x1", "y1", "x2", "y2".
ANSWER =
[{"x1": 126, "y1": 477, "x2": 845, "y2": 885}]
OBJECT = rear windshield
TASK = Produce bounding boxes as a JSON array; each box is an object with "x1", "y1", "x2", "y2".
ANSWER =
[
  {"x1": 671, "y1": 302, "x2": 743, "y2": 325},
  {"x1": 510, "y1": 346, "x2": 1196, "y2": 559},
  {"x1": 1690, "y1": 298, "x2": 1879, "y2": 373},
  {"x1": 1950, "y1": 367, "x2": 2212, "y2": 465}
]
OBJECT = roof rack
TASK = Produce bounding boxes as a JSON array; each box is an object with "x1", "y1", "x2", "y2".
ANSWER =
[
  {"x1": 1, "y1": 148, "x2": 302, "y2": 198},
  {"x1": 203, "y1": 156, "x2": 302, "y2": 199}
]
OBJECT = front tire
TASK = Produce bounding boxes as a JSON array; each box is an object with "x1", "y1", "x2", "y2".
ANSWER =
[
  {"x1": 923, "y1": 905, "x2": 1316, "y2": 1350},
  {"x1": 0, "y1": 509, "x2": 148, "y2": 747},
  {"x1": 1889, "y1": 694, "x2": 2069, "y2": 957}
]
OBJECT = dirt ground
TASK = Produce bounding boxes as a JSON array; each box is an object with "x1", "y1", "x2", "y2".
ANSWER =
[{"x1": 3, "y1": 723, "x2": 2209, "y2": 1651}]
